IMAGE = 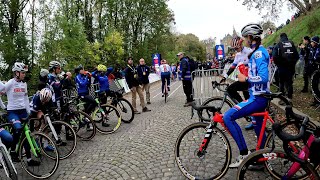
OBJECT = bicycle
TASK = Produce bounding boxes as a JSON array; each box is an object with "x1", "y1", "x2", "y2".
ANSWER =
[
  {"x1": 109, "y1": 88, "x2": 134, "y2": 123},
  {"x1": 76, "y1": 90, "x2": 122, "y2": 134},
  {"x1": 237, "y1": 111, "x2": 320, "y2": 180},
  {"x1": 196, "y1": 81, "x2": 275, "y2": 123},
  {"x1": 175, "y1": 92, "x2": 294, "y2": 180},
  {"x1": 59, "y1": 96, "x2": 97, "y2": 141},
  {"x1": 2, "y1": 120, "x2": 59, "y2": 179},
  {"x1": 0, "y1": 125, "x2": 17, "y2": 180},
  {"x1": 30, "y1": 111, "x2": 77, "y2": 160}
]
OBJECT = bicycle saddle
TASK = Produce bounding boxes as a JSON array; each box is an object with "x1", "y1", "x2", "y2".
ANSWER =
[{"x1": 259, "y1": 92, "x2": 283, "y2": 99}]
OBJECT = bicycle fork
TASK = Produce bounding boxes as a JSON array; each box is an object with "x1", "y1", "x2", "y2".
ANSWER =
[
  {"x1": 44, "y1": 115, "x2": 59, "y2": 141},
  {"x1": 198, "y1": 123, "x2": 215, "y2": 155}
]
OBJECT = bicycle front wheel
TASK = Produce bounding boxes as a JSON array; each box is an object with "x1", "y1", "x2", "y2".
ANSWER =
[
  {"x1": 199, "y1": 97, "x2": 234, "y2": 122},
  {"x1": 19, "y1": 132, "x2": 59, "y2": 179},
  {"x1": 175, "y1": 122, "x2": 232, "y2": 180},
  {"x1": 68, "y1": 110, "x2": 96, "y2": 141},
  {"x1": 237, "y1": 149, "x2": 319, "y2": 180},
  {"x1": 114, "y1": 98, "x2": 134, "y2": 123},
  {"x1": 92, "y1": 104, "x2": 121, "y2": 134},
  {"x1": 311, "y1": 70, "x2": 320, "y2": 102},
  {"x1": 42, "y1": 120, "x2": 77, "y2": 160},
  {"x1": 0, "y1": 146, "x2": 18, "y2": 180}
]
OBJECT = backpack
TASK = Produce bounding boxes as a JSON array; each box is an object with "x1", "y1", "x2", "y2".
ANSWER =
[
  {"x1": 188, "y1": 58, "x2": 197, "y2": 72},
  {"x1": 277, "y1": 40, "x2": 298, "y2": 67}
]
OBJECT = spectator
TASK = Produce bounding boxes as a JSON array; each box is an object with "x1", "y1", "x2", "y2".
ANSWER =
[
  {"x1": 309, "y1": 36, "x2": 320, "y2": 106},
  {"x1": 273, "y1": 33, "x2": 299, "y2": 105},
  {"x1": 124, "y1": 57, "x2": 151, "y2": 114},
  {"x1": 176, "y1": 62, "x2": 181, "y2": 81},
  {"x1": 137, "y1": 58, "x2": 151, "y2": 105},
  {"x1": 301, "y1": 36, "x2": 312, "y2": 92},
  {"x1": 38, "y1": 69, "x2": 50, "y2": 91},
  {"x1": 177, "y1": 52, "x2": 193, "y2": 107},
  {"x1": 295, "y1": 43, "x2": 305, "y2": 77},
  {"x1": 171, "y1": 64, "x2": 177, "y2": 81},
  {"x1": 62, "y1": 72, "x2": 76, "y2": 90}
]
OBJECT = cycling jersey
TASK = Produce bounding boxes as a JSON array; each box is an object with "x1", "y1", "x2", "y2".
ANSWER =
[
  {"x1": 92, "y1": 71, "x2": 110, "y2": 92},
  {"x1": 0, "y1": 79, "x2": 30, "y2": 113},
  {"x1": 224, "y1": 47, "x2": 252, "y2": 78},
  {"x1": 48, "y1": 73, "x2": 62, "y2": 101},
  {"x1": 232, "y1": 47, "x2": 252, "y2": 68},
  {"x1": 223, "y1": 45, "x2": 270, "y2": 155},
  {"x1": 247, "y1": 46, "x2": 271, "y2": 96},
  {"x1": 75, "y1": 74, "x2": 90, "y2": 96},
  {"x1": 159, "y1": 64, "x2": 171, "y2": 74}
]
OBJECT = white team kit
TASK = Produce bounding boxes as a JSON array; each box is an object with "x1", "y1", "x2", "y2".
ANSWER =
[
  {"x1": 232, "y1": 47, "x2": 253, "y2": 67},
  {"x1": 0, "y1": 79, "x2": 30, "y2": 112}
]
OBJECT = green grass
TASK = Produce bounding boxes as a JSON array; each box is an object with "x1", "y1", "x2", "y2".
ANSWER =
[
  {"x1": 270, "y1": 76, "x2": 319, "y2": 121},
  {"x1": 263, "y1": 7, "x2": 320, "y2": 47}
]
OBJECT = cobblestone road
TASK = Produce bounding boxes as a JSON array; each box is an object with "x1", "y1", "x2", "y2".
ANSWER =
[{"x1": 3, "y1": 80, "x2": 261, "y2": 180}]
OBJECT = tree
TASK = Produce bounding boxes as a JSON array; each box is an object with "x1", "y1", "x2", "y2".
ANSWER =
[{"x1": 238, "y1": 0, "x2": 320, "y2": 20}]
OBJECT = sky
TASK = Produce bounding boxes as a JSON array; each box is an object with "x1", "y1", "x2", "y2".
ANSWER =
[{"x1": 167, "y1": 0, "x2": 294, "y2": 42}]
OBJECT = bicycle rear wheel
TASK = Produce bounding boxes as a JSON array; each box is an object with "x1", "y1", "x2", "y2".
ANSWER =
[
  {"x1": 175, "y1": 122, "x2": 231, "y2": 180},
  {"x1": 113, "y1": 98, "x2": 134, "y2": 123},
  {"x1": 92, "y1": 104, "x2": 121, "y2": 134},
  {"x1": 42, "y1": 120, "x2": 77, "y2": 160},
  {"x1": 311, "y1": 70, "x2": 320, "y2": 102},
  {"x1": 0, "y1": 146, "x2": 18, "y2": 180},
  {"x1": 237, "y1": 149, "x2": 319, "y2": 180},
  {"x1": 68, "y1": 110, "x2": 96, "y2": 141},
  {"x1": 19, "y1": 132, "x2": 59, "y2": 179}
]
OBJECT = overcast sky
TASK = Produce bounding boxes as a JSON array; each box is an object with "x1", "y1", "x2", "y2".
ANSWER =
[{"x1": 167, "y1": 0, "x2": 294, "y2": 42}]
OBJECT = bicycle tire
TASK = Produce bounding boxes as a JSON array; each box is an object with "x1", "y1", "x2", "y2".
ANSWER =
[
  {"x1": 264, "y1": 120, "x2": 320, "y2": 180},
  {"x1": 92, "y1": 104, "x2": 121, "y2": 134},
  {"x1": 199, "y1": 97, "x2": 234, "y2": 122},
  {"x1": 19, "y1": 132, "x2": 59, "y2": 179},
  {"x1": 68, "y1": 110, "x2": 96, "y2": 141},
  {"x1": 175, "y1": 122, "x2": 232, "y2": 180},
  {"x1": 114, "y1": 98, "x2": 134, "y2": 123},
  {"x1": 42, "y1": 120, "x2": 77, "y2": 160},
  {"x1": 237, "y1": 148, "x2": 319, "y2": 180},
  {"x1": 0, "y1": 146, "x2": 18, "y2": 180},
  {"x1": 311, "y1": 70, "x2": 320, "y2": 103}
]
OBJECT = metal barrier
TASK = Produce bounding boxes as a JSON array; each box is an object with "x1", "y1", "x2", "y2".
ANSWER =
[
  {"x1": 192, "y1": 64, "x2": 278, "y2": 105},
  {"x1": 191, "y1": 68, "x2": 228, "y2": 105}
]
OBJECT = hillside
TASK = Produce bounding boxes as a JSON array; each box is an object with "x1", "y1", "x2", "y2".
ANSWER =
[{"x1": 263, "y1": 7, "x2": 320, "y2": 46}]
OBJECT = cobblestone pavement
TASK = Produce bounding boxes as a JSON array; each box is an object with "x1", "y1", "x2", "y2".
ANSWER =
[{"x1": 2, "y1": 80, "x2": 263, "y2": 180}]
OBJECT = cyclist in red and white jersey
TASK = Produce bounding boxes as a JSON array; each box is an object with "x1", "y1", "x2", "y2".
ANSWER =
[
  {"x1": 222, "y1": 36, "x2": 253, "y2": 130},
  {"x1": 0, "y1": 62, "x2": 40, "y2": 166}
]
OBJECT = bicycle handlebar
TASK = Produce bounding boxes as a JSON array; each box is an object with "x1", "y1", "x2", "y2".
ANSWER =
[
  {"x1": 272, "y1": 110, "x2": 310, "y2": 164},
  {"x1": 212, "y1": 81, "x2": 229, "y2": 92},
  {"x1": 191, "y1": 102, "x2": 218, "y2": 122}
]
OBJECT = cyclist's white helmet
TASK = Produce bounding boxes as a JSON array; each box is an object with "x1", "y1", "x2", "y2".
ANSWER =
[
  {"x1": 40, "y1": 69, "x2": 49, "y2": 77},
  {"x1": 12, "y1": 62, "x2": 28, "y2": 72},
  {"x1": 241, "y1": 23, "x2": 263, "y2": 38},
  {"x1": 49, "y1": 61, "x2": 61, "y2": 69},
  {"x1": 39, "y1": 88, "x2": 53, "y2": 102}
]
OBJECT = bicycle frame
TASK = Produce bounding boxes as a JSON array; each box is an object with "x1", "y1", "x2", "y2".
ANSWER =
[
  {"x1": 16, "y1": 123, "x2": 40, "y2": 158},
  {"x1": 0, "y1": 138, "x2": 17, "y2": 177},
  {"x1": 199, "y1": 110, "x2": 298, "y2": 155}
]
